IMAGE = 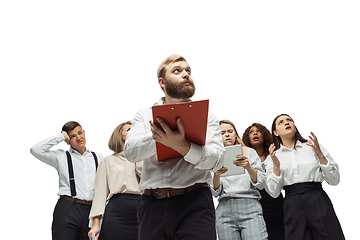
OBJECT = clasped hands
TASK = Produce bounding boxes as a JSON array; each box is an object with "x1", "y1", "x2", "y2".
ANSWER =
[{"x1": 150, "y1": 117, "x2": 191, "y2": 157}]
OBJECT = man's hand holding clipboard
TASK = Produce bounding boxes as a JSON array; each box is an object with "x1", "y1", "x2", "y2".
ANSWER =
[
  {"x1": 150, "y1": 117, "x2": 191, "y2": 157},
  {"x1": 151, "y1": 99, "x2": 209, "y2": 162}
]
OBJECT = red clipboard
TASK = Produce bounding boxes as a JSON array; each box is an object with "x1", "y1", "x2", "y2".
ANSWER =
[{"x1": 152, "y1": 99, "x2": 209, "y2": 162}]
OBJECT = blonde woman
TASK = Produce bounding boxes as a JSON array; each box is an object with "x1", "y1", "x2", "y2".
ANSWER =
[
  {"x1": 88, "y1": 121, "x2": 142, "y2": 240},
  {"x1": 211, "y1": 120, "x2": 268, "y2": 240}
]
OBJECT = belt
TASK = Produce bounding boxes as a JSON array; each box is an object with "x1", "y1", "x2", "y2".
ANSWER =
[
  {"x1": 143, "y1": 183, "x2": 208, "y2": 199},
  {"x1": 60, "y1": 195, "x2": 93, "y2": 206},
  {"x1": 284, "y1": 182, "x2": 323, "y2": 196}
]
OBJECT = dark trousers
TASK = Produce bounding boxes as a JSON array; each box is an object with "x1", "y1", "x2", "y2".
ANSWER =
[
  {"x1": 137, "y1": 187, "x2": 216, "y2": 240},
  {"x1": 52, "y1": 198, "x2": 92, "y2": 240},
  {"x1": 259, "y1": 189, "x2": 285, "y2": 240},
  {"x1": 99, "y1": 193, "x2": 140, "y2": 240},
  {"x1": 283, "y1": 182, "x2": 345, "y2": 240}
]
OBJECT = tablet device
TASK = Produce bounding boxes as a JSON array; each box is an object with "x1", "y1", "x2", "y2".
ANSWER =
[{"x1": 221, "y1": 145, "x2": 245, "y2": 177}]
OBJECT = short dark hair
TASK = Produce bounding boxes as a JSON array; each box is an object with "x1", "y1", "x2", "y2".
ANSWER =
[
  {"x1": 242, "y1": 123, "x2": 273, "y2": 157},
  {"x1": 62, "y1": 121, "x2": 81, "y2": 133}
]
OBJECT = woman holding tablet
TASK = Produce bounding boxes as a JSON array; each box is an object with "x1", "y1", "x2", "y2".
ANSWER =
[
  {"x1": 266, "y1": 114, "x2": 345, "y2": 240},
  {"x1": 211, "y1": 120, "x2": 268, "y2": 240},
  {"x1": 242, "y1": 123, "x2": 285, "y2": 240}
]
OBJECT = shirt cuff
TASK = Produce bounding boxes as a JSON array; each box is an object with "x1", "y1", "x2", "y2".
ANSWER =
[
  {"x1": 183, "y1": 143, "x2": 202, "y2": 165},
  {"x1": 59, "y1": 133, "x2": 65, "y2": 141},
  {"x1": 269, "y1": 171, "x2": 282, "y2": 183},
  {"x1": 210, "y1": 182, "x2": 223, "y2": 197},
  {"x1": 319, "y1": 159, "x2": 331, "y2": 168}
]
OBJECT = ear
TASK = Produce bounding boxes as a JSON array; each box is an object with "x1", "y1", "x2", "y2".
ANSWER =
[
  {"x1": 158, "y1": 77, "x2": 165, "y2": 89},
  {"x1": 273, "y1": 130, "x2": 279, "y2": 137}
]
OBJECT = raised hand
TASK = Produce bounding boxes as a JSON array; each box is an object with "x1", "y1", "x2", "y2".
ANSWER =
[
  {"x1": 269, "y1": 143, "x2": 280, "y2": 176},
  {"x1": 61, "y1": 131, "x2": 70, "y2": 145},
  {"x1": 307, "y1": 132, "x2": 328, "y2": 165}
]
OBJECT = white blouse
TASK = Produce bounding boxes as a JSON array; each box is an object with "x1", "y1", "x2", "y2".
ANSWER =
[
  {"x1": 265, "y1": 140, "x2": 340, "y2": 198},
  {"x1": 211, "y1": 147, "x2": 266, "y2": 200}
]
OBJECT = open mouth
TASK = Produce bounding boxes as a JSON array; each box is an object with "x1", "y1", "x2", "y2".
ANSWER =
[
  {"x1": 253, "y1": 136, "x2": 259, "y2": 141},
  {"x1": 285, "y1": 126, "x2": 291, "y2": 130}
]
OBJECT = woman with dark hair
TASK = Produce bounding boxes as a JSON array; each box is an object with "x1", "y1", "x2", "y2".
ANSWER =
[
  {"x1": 211, "y1": 120, "x2": 268, "y2": 240},
  {"x1": 242, "y1": 123, "x2": 285, "y2": 240},
  {"x1": 88, "y1": 121, "x2": 142, "y2": 240},
  {"x1": 266, "y1": 114, "x2": 345, "y2": 240}
]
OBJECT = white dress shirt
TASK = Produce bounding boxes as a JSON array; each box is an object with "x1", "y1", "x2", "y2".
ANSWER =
[
  {"x1": 30, "y1": 133, "x2": 103, "y2": 201},
  {"x1": 124, "y1": 98, "x2": 225, "y2": 190},
  {"x1": 265, "y1": 140, "x2": 340, "y2": 198},
  {"x1": 89, "y1": 152, "x2": 142, "y2": 219},
  {"x1": 211, "y1": 147, "x2": 266, "y2": 200}
]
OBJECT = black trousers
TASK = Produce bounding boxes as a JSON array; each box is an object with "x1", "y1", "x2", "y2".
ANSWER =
[
  {"x1": 137, "y1": 187, "x2": 216, "y2": 240},
  {"x1": 259, "y1": 189, "x2": 285, "y2": 240},
  {"x1": 99, "y1": 193, "x2": 140, "y2": 240},
  {"x1": 52, "y1": 198, "x2": 92, "y2": 240},
  {"x1": 283, "y1": 182, "x2": 345, "y2": 240}
]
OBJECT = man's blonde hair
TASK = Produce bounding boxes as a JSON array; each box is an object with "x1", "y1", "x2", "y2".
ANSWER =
[{"x1": 157, "y1": 54, "x2": 187, "y2": 79}]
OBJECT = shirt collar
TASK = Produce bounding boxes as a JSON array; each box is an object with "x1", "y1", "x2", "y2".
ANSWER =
[
  {"x1": 115, "y1": 151, "x2": 125, "y2": 157},
  {"x1": 152, "y1": 97, "x2": 192, "y2": 107},
  {"x1": 280, "y1": 140, "x2": 302, "y2": 152},
  {"x1": 114, "y1": 151, "x2": 128, "y2": 161},
  {"x1": 69, "y1": 146, "x2": 90, "y2": 155}
]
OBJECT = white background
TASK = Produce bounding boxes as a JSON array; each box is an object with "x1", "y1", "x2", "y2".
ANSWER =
[{"x1": 1, "y1": 1, "x2": 359, "y2": 239}]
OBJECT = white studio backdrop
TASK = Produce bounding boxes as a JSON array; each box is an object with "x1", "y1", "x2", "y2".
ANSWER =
[{"x1": 1, "y1": 1, "x2": 359, "y2": 239}]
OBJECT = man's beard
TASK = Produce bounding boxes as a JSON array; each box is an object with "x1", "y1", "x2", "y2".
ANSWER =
[{"x1": 164, "y1": 79, "x2": 196, "y2": 99}]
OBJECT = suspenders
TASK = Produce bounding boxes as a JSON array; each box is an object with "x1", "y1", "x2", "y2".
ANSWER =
[{"x1": 65, "y1": 151, "x2": 98, "y2": 197}]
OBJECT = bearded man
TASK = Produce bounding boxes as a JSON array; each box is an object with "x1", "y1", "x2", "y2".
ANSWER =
[{"x1": 124, "y1": 55, "x2": 225, "y2": 240}]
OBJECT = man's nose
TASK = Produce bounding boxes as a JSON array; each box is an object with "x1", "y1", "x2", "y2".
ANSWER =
[{"x1": 182, "y1": 70, "x2": 189, "y2": 78}]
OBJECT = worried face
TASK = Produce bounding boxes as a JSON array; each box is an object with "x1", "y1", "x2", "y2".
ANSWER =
[
  {"x1": 273, "y1": 115, "x2": 296, "y2": 138},
  {"x1": 67, "y1": 126, "x2": 86, "y2": 151},
  {"x1": 160, "y1": 61, "x2": 195, "y2": 99},
  {"x1": 249, "y1": 126, "x2": 264, "y2": 147},
  {"x1": 220, "y1": 123, "x2": 237, "y2": 146}
]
